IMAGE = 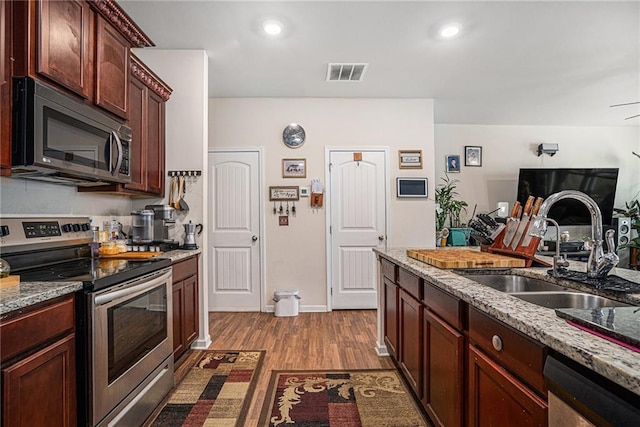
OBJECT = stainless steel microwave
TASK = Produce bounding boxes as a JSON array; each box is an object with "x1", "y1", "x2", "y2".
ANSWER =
[{"x1": 11, "y1": 77, "x2": 131, "y2": 186}]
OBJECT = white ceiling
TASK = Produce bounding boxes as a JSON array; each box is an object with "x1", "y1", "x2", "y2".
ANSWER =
[{"x1": 119, "y1": 0, "x2": 640, "y2": 126}]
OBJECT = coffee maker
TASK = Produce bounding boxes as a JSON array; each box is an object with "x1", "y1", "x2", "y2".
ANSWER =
[{"x1": 145, "y1": 205, "x2": 178, "y2": 244}]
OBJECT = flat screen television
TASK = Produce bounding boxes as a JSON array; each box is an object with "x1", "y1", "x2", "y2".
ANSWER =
[{"x1": 516, "y1": 168, "x2": 619, "y2": 226}]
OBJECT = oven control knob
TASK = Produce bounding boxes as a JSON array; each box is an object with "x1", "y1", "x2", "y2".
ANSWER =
[
  {"x1": 81, "y1": 223, "x2": 90, "y2": 231},
  {"x1": 62, "y1": 224, "x2": 73, "y2": 233},
  {"x1": 0, "y1": 225, "x2": 9, "y2": 237},
  {"x1": 72, "y1": 223, "x2": 81, "y2": 232}
]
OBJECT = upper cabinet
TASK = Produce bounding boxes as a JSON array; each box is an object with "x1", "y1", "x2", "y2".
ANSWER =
[
  {"x1": 1, "y1": 0, "x2": 12, "y2": 176},
  {"x1": 12, "y1": 0, "x2": 153, "y2": 119}
]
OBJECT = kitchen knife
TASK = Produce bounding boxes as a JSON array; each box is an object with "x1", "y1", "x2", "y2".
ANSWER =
[
  {"x1": 510, "y1": 196, "x2": 535, "y2": 249},
  {"x1": 502, "y1": 201, "x2": 521, "y2": 247},
  {"x1": 520, "y1": 197, "x2": 545, "y2": 247}
]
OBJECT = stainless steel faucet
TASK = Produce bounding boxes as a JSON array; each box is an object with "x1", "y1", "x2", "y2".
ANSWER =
[
  {"x1": 545, "y1": 218, "x2": 570, "y2": 277},
  {"x1": 529, "y1": 190, "x2": 618, "y2": 279}
]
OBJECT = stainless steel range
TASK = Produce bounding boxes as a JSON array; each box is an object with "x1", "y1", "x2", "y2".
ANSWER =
[{"x1": 0, "y1": 217, "x2": 174, "y2": 427}]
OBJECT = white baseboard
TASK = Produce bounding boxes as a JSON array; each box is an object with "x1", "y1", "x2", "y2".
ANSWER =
[
  {"x1": 191, "y1": 336, "x2": 212, "y2": 350},
  {"x1": 376, "y1": 341, "x2": 390, "y2": 356},
  {"x1": 264, "y1": 304, "x2": 328, "y2": 313}
]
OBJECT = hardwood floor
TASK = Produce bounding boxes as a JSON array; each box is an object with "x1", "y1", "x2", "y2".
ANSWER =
[{"x1": 204, "y1": 310, "x2": 395, "y2": 426}]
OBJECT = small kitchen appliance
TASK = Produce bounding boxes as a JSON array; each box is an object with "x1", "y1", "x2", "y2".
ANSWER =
[
  {"x1": 130, "y1": 209, "x2": 154, "y2": 243},
  {"x1": 182, "y1": 221, "x2": 203, "y2": 249},
  {"x1": 0, "y1": 217, "x2": 174, "y2": 427},
  {"x1": 145, "y1": 204, "x2": 176, "y2": 243}
]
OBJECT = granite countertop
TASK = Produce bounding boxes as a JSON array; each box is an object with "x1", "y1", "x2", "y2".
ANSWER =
[
  {"x1": 374, "y1": 247, "x2": 640, "y2": 397},
  {"x1": 0, "y1": 249, "x2": 202, "y2": 317}
]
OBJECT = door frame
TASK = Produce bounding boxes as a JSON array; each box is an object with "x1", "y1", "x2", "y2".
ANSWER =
[
  {"x1": 325, "y1": 146, "x2": 391, "y2": 312},
  {"x1": 207, "y1": 147, "x2": 266, "y2": 312}
]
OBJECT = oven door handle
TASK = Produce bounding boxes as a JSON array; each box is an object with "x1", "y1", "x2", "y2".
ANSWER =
[
  {"x1": 94, "y1": 269, "x2": 171, "y2": 306},
  {"x1": 111, "y1": 130, "x2": 123, "y2": 176}
]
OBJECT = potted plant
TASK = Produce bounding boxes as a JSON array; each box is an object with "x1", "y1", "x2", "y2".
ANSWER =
[
  {"x1": 435, "y1": 175, "x2": 469, "y2": 244},
  {"x1": 614, "y1": 198, "x2": 640, "y2": 269}
]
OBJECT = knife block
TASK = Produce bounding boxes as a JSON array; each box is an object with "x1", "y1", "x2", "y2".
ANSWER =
[{"x1": 483, "y1": 228, "x2": 551, "y2": 267}]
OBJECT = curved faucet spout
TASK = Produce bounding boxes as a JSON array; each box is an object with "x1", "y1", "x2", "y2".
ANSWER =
[{"x1": 528, "y1": 190, "x2": 607, "y2": 278}]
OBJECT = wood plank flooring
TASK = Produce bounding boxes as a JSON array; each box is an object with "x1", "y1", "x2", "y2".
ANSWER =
[{"x1": 205, "y1": 310, "x2": 395, "y2": 426}]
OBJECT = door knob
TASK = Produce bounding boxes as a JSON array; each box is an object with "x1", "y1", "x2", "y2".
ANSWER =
[
  {"x1": 252, "y1": 235, "x2": 258, "y2": 242},
  {"x1": 378, "y1": 235, "x2": 385, "y2": 241}
]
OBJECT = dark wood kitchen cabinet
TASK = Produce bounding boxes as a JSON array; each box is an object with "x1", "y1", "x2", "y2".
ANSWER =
[
  {"x1": 467, "y1": 306, "x2": 547, "y2": 426},
  {"x1": 12, "y1": 0, "x2": 153, "y2": 116},
  {"x1": 1, "y1": 295, "x2": 77, "y2": 427},
  {"x1": 382, "y1": 258, "x2": 398, "y2": 358},
  {"x1": 397, "y1": 269, "x2": 423, "y2": 398},
  {"x1": 422, "y1": 283, "x2": 464, "y2": 427},
  {"x1": 81, "y1": 54, "x2": 171, "y2": 197},
  {"x1": 172, "y1": 256, "x2": 199, "y2": 361},
  {"x1": 1, "y1": 0, "x2": 13, "y2": 176}
]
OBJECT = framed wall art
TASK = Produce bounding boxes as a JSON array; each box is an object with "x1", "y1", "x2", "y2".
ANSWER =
[
  {"x1": 399, "y1": 150, "x2": 423, "y2": 169},
  {"x1": 464, "y1": 146, "x2": 482, "y2": 167},
  {"x1": 282, "y1": 158, "x2": 306, "y2": 178},
  {"x1": 445, "y1": 155, "x2": 461, "y2": 173},
  {"x1": 269, "y1": 186, "x2": 300, "y2": 201}
]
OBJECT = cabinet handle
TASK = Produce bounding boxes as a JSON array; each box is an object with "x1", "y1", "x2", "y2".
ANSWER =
[{"x1": 492, "y1": 334, "x2": 503, "y2": 352}]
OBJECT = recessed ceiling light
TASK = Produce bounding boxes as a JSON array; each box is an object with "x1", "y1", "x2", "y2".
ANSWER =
[
  {"x1": 263, "y1": 20, "x2": 283, "y2": 36},
  {"x1": 439, "y1": 23, "x2": 461, "y2": 39}
]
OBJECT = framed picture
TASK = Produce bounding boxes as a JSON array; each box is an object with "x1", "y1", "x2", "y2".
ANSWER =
[
  {"x1": 282, "y1": 158, "x2": 306, "y2": 178},
  {"x1": 269, "y1": 186, "x2": 300, "y2": 201},
  {"x1": 465, "y1": 146, "x2": 482, "y2": 167},
  {"x1": 445, "y1": 155, "x2": 461, "y2": 173},
  {"x1": 399, "y1": 150, "x2": 422, "y2": 169}
]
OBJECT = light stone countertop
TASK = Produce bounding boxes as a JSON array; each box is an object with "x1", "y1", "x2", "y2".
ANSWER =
[
  {"x1": 374, "y1": 247, "x2": 640, "y2": 397},
  {"x1": 0, "y1": 249, "x2": 202, "y2": 317}
]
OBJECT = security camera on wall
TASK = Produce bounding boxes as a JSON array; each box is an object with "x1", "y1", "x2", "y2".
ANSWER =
[{"x1": 537, "y1": 143, "x2": 559, "y2": 156}]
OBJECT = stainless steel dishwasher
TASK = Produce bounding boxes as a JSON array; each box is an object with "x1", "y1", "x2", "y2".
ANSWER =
[{"x1": 544, "y1": 354, "x2": 640, "y2": 426}]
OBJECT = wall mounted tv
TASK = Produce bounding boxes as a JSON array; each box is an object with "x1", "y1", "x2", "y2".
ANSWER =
[{"x1": 516, "y1": 168, "x2": 619, "y2": 226}]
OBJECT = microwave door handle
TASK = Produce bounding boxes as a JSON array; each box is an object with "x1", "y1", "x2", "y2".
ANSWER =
[{"x1": 111, "y1": 130, "x2": 123, "y2": 175}]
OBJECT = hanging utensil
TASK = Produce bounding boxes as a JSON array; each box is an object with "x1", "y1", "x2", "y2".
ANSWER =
[
  {"x1": 179, "y1": 176, "x2": 190, "y2": 211},
  {"x1": 168, "y1": 176, "x2": 176, "y2": 207}
]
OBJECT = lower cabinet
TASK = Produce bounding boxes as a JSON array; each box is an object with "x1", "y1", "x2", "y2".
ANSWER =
[
  {"x1": 1, "y1": 295, "x2": 77, "y2": 427},
  {"x1": 380, "y1": 257, "x2": 548, "y2": 427},
  {"x1": 172, "y1": 256, "x2": 199, "y2": 360},
  {"x1": 423, "y1": 308, "x2": 464, "y2": 427},
  {"x1": 399, "y1": 289, "x2": 422, "y2": 398},
  {"x1": 383, "y1": 277, "x2": 399, "y2": 358},
  {"x1": 467, "y1": 345, "x2": 547, "y2": 426}
]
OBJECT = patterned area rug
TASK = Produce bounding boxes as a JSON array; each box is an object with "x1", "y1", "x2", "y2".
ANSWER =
[
  {"x1": 151, "y1": 350, "x2": 264, "y2": 426},
  {"x1": 258, "y1": 369, "x2": 429, "y2": 427}
]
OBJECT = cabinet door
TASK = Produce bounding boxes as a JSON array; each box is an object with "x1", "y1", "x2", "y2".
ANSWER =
[
  {"x1": 37, "y1": 0, "x2": 91, "y2": 98},
  {"x1": 423, "y1": 309, "x2": 463, "y2": 427},
  {"x1": 145, "y1": 90, "x2": 165, "y2": 195},
  {"x1": 172, "y1": 281, "x2": 185, "y2": 358},
  {"x1": 124, "y1": 75, "x2": 147, "y2": 192},
  {"x1": 399, "y1": 289, "x2": 422, "y2": 398},
  {"x1": 183, "y1": 274, "x2": 199, "y2": 346},
  {"x1": 467, "y1": 345, "x2": 547, "y2": 427},
  {"x1": 1, "y1": 0, "x2": 11, "y2": 175},
  {"x1": 383, "y1": 278, "x2": 399, "y2": 358},
  {"x1": 2, "y1": 334, "x2": 77, "y2": 427},
  {"x1": 95, "y1": 15, "x2": 129, "y2": 118}
]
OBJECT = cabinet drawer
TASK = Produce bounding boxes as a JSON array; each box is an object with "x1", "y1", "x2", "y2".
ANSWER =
[
  {"x1": 381, "y1": 258, "x2": 397, "y2": 282},
  {"x1": 398, "y1": 268, "x2": 422, "y2": 301},
  {"x1": 0, "y1": 295, "x2": 75, "y2": 362},
  {"x1": 172, "y1": 256, "x2": 198, "y2": 283},
  {"x1": 468, "y1": 306, "x2": 547, "y2": 396},
  {"x1": 424, "y1": 281, "x2": 462, "y2": 331}
]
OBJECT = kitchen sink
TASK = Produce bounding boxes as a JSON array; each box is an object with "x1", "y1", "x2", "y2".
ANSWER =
[
  {"x1": 463, "y1": 274, "x2": 570, "y2": 293},
  {"x1": 511, "y1": 292, "x2": 631, "y2": 309}
]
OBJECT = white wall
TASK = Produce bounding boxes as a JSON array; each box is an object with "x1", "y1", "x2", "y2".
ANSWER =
[
  {"x1": 132, "y1": 49, "x2": 210, "y2": 349},
  {"x1": 434, "y1": 124, "x2": 640, "y2": 230},
  {"x1": 209, "y1": 98, "x2": 435, "y2": 310}
]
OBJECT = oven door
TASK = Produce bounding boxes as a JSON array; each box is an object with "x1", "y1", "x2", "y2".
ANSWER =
[{"x1": 91, "y1": 267, "x2": 173, "y2": 426}]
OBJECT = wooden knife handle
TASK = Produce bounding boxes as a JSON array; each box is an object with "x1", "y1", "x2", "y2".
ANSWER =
[
  {"x1": 510, "y1": 201, "x2": 521, "y2": 218},
  {"x1": 523, "y1": 196, "x2": 535, "y2": 216},
  {"x1": 532, "y1": 197, "x2": 544, "y2": 216}
]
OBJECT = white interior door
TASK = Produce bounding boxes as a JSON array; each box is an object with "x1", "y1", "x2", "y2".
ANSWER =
[
  {"x1": 208, "y1": 151, "x2": 262, "y2": 311},
  {"x1": 329, "y1": 150, "x2": 388, "y2": 309}
]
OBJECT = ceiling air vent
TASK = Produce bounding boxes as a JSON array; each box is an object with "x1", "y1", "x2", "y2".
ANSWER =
[{"x1": 327, "y1": 63, "x2": 368, "y2": 82}]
